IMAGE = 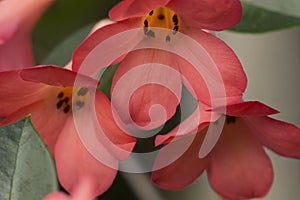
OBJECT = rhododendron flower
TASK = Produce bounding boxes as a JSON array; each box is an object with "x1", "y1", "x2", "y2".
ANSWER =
[
  {"x1": 0, "y1": 66, "x2": 136, "y2": 197},
  {"x1": 152, "y1": 101, "x2": 300, "y2": 200},
  {"x1": 0, "y1": 0, "x2": 54, "y2": 70},
  {"x1": 72, "y1": 0, "x2": 247, "y2": 130},
  {"x1": 43, "y1": 177, "x2": 96, "y2": 200}
]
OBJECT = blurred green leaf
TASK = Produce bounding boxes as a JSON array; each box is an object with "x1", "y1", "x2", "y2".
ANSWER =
[
  {"x1": 98, "y1": 64, "x2": 120, "y2": 99},
  {"x1": 230, "y1": 1, "x2": 300, "y2": 33},
  {"x1": 0, "y1": 117, "x2": 58, "y2": 200},
  {"x1": 43, "y1": 24, "x2": 94, "y2": 66},
  {"x1": 33, "y1": 0, "x2": 120, "y2": 64},
  {"x1": 243, "y1": 0, "x2": 300, "y2": 18}
]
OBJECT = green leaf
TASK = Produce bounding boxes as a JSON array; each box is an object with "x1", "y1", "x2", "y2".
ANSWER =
[
  {"x1": 43, "y1": 24, "x2": 94, "y2": 66},
  {"x1": 243, "y1": 0, "x2": 300, "y2": 18},
  {"x1": 230, "y1": 1, "x2": 300, "y2": 33},
  {"x1": 32, "y1": 0, "x2": 121, "y2": 64},
  {"x1": 0, "y1": 117, "x2": 58, "y2": 200}
]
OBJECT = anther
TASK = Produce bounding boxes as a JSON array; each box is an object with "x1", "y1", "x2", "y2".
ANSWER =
[
  {"x1": 172, "y1": 25, "x2": 179, "y2": 35},
  {"x1": 63, "y1": 97, "x2": 70, "y2": 103},
  {"x1": 56, "y1": 100, "x2": 64, "y2": 109},
  {"x1": 57, "y1": 92, "x2": 64, "y2": 98},
  {"x1": 226, "y1": 116, "x2": 236, "y2": 124},
  {"x1": 63, "y1": 104, "x2": 71, "y2": 113},
  {"x1": 172, "y1": 14, "x2": 179, "y2": 25},
  {"x1": 149, "y1": 10, "x2": 154, "y2": 16},
  {"x1": 76, "y1": 101, "x2": 85, "y2": 109},
  {"x1": 77, "y1": 87, "x2": 88, "y2": 96},
  {"x1": 165, "y1": 35, "x2": 171, "y2": 42},
  {"x1": 146, "y1": 30, "x2": 155, "y2": 38},
  {"x1": 144, "y1": 19, "x2": 148, "y2": 27},
  {"x1": 157, "y1": 14, "x2": 165, "y2": 20}
]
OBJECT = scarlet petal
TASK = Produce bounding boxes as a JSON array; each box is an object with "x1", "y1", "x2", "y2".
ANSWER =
[
  {"x1": 167, "y1": 0, "x2": 242, "y2": 31},
  {"x1": 177, "y1": 29, "x2": 247, "y2": 106},
  {"x1": 152, "y1": 132, "x2": 208, "y2": 190},
  {"x1": 20, "y1": 66, "x2": 99, "y2": 87},
  {"x1": 55, "y1": 117, "x2": 118, "y2": 198},
  {"x1": 109, "y1": 0, "x2": 171, "y2": 21},
  {"x1": 213, "y1": 101, "x2": 279, "y2": 116},
  {"x1": 72, "y1": 18, "x2": 142, "y2": 75},
  {"x1": 207, "y1": 118, "x2": 273, "y2": 200},
  {"x1": 43, "y1": 192, "x2": 69, "y2": 200},
  {"x1": 95, "y1": 91, "x2": 136, "y2": 160},
  {"x1": 155, "y1": 103, "x2": 220, "y2": 146},
  {"x1": 0, "y1": 70, "x2": 43, "y2": 125},
  {"x1": 246, "y1": 116, "x2": 300, "y2": 158},
  {"x1": 111, "y1": 49, "x2": 182, "y2": 130}
]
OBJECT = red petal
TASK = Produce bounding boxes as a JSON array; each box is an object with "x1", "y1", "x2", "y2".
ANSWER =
[
  {"x1": 0, "y1": 70, "x2": 43, "y2": 125},
  {"x1": 109, "y1": 0, "x2": 171, "y2": 21},
  {"x1": 155, "y1": 103, "x2": 220, "y2": 146},
  {"x1": 152, "y1": 131, "x2": 208, "y2": 190},
  {"x1": 246, "y1": 116, "x2": 300, "y2": 158},
  {"x1": 95, "y1": 91, "x2": 136, "y2": 160},
  {"x1": 176, "y1": 29, "x2": 247, "y2": 106},
  {"x1": 20, "y1": 66, "x2": 99, "y2": 87},
  {"x1": 72, "y1": 18, "x2": 142, "y2": 75},
  {"x1": 213, "y1": 101, "x2": 279, "y2": 116},
  {"x1": 111, "y1": 49, "x2": 182, "y2": 130},
  {"x1": 55, "y1": 117, "x2": 118, "y2": 198},
  {"x1": 207, "y1": 118, "x2": 273, "y2": 199},
  {"x1": 167, "y1": 0, "x2": 242, "y2": 31}
]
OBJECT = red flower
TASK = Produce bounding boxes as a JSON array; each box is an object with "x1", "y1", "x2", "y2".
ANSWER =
[
  {"x1": 0, "y1": 66, "x2": 136, "y2": 198},
  {"x1": 0, "y1": 0, "x2": 54, "y2": 70},
  {"x1": 43, "y1": 177, "x2": 96, "y2": 200},
  {"x1": 72, "y1": 0, "x2": 247, "y2": 130},
  {"x1": 152, "y1": 101, "x2": 300, "y2": 199}
]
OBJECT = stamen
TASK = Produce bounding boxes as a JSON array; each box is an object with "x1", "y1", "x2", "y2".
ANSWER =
[
  {"x1": 226, "y1": 116, "x2": 236, "y2": 124},
  {"x1": 63, "y1": 97, "x2": 70, "y2": 103},
  {"x1": 146, "y1": 30, "x2": 155, "y2": 38},
  {"x1": 165, "y1": 35, "x2": 171, "y2": 42},
  {"x1": 144, "y1": 19, "x2": 148, "y2": 27},
  {"x1": 157, "y1": 14, "x2": 165, "y2": 20},
  {"x1": 76, "y1": 101, "x2": 85, "y2": 109},
  {"x1": 172, "y1": 25, "x2": 179, "y2": 35},
  {"x1": 0, "y1": 116, "x2": 5, "y2": 122},
  {"x1": 149, "y1": 10, "x2": 154, "y2": 16},
  {"x1": 57, "y1": 92, "x2": 64, "y2": 98},
  {"x1": 172, "y1": 14, "x2": 179, "y2": 25},
  {"x1": 56, "y1": 100, "x2": 64, "y2": 109},
  {"x1": 63, "y1": 104, "x2": 71, "y2": 113},
  {"x1": 77, "y1": 87, "x2": 89, "y2": 96}
]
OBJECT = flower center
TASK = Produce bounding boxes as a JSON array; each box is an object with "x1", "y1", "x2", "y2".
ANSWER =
[
  {"x1": 143, "y1": 7, "x2": 180, "y2": 42},
  {"x1": 56, "y1": 87, "x2": 89, "y2": 114}
]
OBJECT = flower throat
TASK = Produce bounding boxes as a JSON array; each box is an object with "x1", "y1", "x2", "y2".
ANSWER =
[{"x1": 143, "y1": 7, "x2": 180, "y2": 41}]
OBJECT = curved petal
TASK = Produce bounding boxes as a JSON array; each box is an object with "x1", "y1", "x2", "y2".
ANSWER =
[
  {"x1": 43, "y1": 192, "x2": 70, "y2": 200},
  {"x1": 55, "y1": 116, "x2": 118, "y2": 198},
  {"x1": 152, "y1": 131, "x2": 208, "y2": 190},
  {"x1": 109, "y1": 0, "x2": 171, "y2": 21},
  {"x1": 207, "y1": 118, "x2": 273, "y2": 200},
  {"x1": 20, "y1": 66, "x2": 99, "y2": 87},
  {"x1": 213, "y1": 101, "x2": 279, "y2": 116},
  {"x1": 111, "y1": 49, "x2": 182, "y2": 130},
  {"x1": 177, "y1": 28, "x2": 247, "y2": 106},
  {"x1": 95, "y1": 91, "x2": 136, "y2": 160},
  {"x1": 167, "y1": 0, "x2": 242, "y2": 31},
  {"x1": 43, "y1": 177, "x2": 96, "y2": 200},
  {"x1": 0, "y1": 70, "x2": 44, "y2": 125},
  {"x1": 246, "y1": 116, "x2": 300, "y2": 159},
  {"x1": 0, "y1": 0, "x2": 54, "y2": 70},
  {"x1": 155, "y1": 103, "x2": 220, "y2": 146},
  {"x1": 72, "y1": 18, "x2": 142, "y2": 75}
]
